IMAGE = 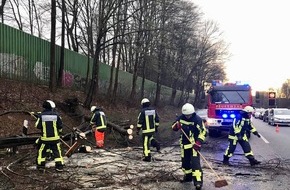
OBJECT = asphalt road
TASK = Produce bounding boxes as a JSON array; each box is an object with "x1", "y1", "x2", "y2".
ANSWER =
[
  {"x1": 251, "y1": 118, "x2": 290, "y2": 159},
  {"x1": 201, "y1": 119, "x2": 290, "y2": 190}
]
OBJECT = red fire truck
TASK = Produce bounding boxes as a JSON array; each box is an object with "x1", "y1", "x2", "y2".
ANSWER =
[{"x1": 206, "y1": 80, "x2": 253, "y2": 137}]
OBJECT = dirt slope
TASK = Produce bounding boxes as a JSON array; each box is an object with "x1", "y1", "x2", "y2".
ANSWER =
[
  {"x1": 0, "y1": 78, "x2": 182, "y2": 189},
  {"x1": 0, "y1": 78, "x2": 179, "y2": 137}
]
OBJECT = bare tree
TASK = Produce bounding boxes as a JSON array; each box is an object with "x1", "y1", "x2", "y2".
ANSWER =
[
  {"x1": 84, "y1": 0, "x2": 120, "y2": 107},
  {"x1": 112, "y1": 0, "x2": 129, "y2": 103},
  {"x1": 57, "y1": 0, "x2": 66, "y2": 87},
  {"x1": 1, "y1": 0, "x2": 230, "y2": 108},
  {"x1": 8, "y1": 0, "x2": 23, "y2": 30},
  {"x1": 0, "y1": 0, "x2": 7, "y2": 22},
  {"x1": 106, "y1": 0, "x2": 122, "y2": 101},
  {"x1": 153, "y1": 0, "x2": 167, "y2": 106},
  {"x1": 128, "y1": 0, "x2": 144, "y2": 105},
  {"x1": 49, "y1": 0, "x2": 57, "y2": 92},
  {"x1": 65, "y1": 0, "x2": 79, "y2": 52},
  {"x1": 281, "y1": 80, "x2": 290, "y2": 99},
  {"x1": 188, "y1": 20, "x2": 228, "y2": 106}
]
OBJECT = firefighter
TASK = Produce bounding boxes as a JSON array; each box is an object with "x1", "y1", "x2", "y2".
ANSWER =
[
  {"x1": 35, "y1": 100, "x2": 64, "y2": 171},
  {"x1": 32, "y1": 111, "x2": 53, "y2": 160},
  {"x1": 137, "y1": 98, "x2": 160, "y2": 162},
  {"x1": 172, "y1": 103, "x2": 206, "y2": 190},
  {"x1": 90, "y1": 105, "x2": 107, "y2": 148},
  {"x1": 223, "y1": 105, "x2": 261, "y2": 166}
]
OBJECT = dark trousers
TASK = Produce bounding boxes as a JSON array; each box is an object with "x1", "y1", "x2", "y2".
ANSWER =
[
  {"x1": 224, "y1": 139, "x2": 254, "y2": 160},
  {"x1": 181, "y1": 144, "x2": 203, "y2": 185},
  {"x1": 37, "y1": 142, "x2": 64, "y2": 168},
  {"x1": 142, "y1": 134, "x2": 160, "y2": 158}
]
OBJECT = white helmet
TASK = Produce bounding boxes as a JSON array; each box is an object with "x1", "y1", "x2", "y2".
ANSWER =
[
  {"x1": 182, "y1": 103, "x2": 195, "y2": 115},
  {"x1": 242, "y1": 106, "x2": 254, "y2": 113},
  {"x1": 141, "y1": 98, "x2": 150, "y2": 105},
  {"x1": 46, "y1": 100, "x2": 56, "y2": 108},
  {"x1": 43, "y1": 100, "x2": 56, "y2": 109},
  {"x1": 90, "y1": 106, "x2": 97, "y2": 112}
]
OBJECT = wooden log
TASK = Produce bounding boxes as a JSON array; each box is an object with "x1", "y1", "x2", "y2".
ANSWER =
[
  {"x1": 107, "y1": 121, "x2": 128, "y2": 135},
  {"x1": 65, "y1": 139, "x2": 82, "y2": 157},
  {"x1": 0, "y1": 136, "x2": 39, "y2": 149}
]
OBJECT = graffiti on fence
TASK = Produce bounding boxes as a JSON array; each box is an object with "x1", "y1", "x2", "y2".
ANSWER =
[
  {"x1": 0, "y1": 53, "x2": 27, "y2": 77},
  {"x1": 74, "y1": 75, "x2": 87, "y2": 89},
  {"x1": 62, "y1": 70, "x2": 74, "y2": 87},
  {"x1": 33, "y1": 61, "x2": 49, "y2": 81},
  {"x1": 33, "y1": 61, "x2": 78, "y2": 88}
]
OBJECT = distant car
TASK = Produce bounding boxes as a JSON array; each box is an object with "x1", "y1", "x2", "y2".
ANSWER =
[
  {"x1": 268, "y1": 108, "x2": 290, "y2": 126},
  {"x1": 196, "y1": 109, "x2": 208, "y2": 121},
  {"x1": 254, "y1": 108, "x2": 265, "y2": 119},
  {"x1": 196, "y1": 109, "x2": 208, "y2": 126},
  {"x1": 263, "y1": 109, "x2": 269, "y2": 122},
  {"x1": 258, "y1": 110, "x2": 265, "y2": 120},
  {"x1": 196, "y1": 109, "x2": 209, "y2": 135}
]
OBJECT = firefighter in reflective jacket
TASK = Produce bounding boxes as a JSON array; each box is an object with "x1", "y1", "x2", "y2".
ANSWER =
[
  {"x1": 137, "y1": 98, "x2": 160, "y2": 162},
  {"x1": 90, "y1": 106, "x2": 107, "y2": 148},
  {"x1": 172, "y1": 103, "x2": 206, "y2": 190},
  {"x1": 32, "y1": 111, "x2": 54, "y2": 159},
  {"x1": 223, "y1": 105, "x2": 261, "y2": 166},
  {"x1": 35, "y1": 100, "x2": 64, "y2": 171}
]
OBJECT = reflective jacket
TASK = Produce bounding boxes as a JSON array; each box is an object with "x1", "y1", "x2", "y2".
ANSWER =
[
  {"x1": 137, "y1": 107, "x2": 160, "y2": 135},
  {"x1": 172, "y1": 113, "x2": 206, "y2": 144},
  {"x1": 90, "y1": 109, "x2": 107, "y2": 132},
  {"x1": 35, "y1": 109, "x2": 63, "y2": 142},
  {"x1": 228, "y1": 114, "x2": 257, "y2": 140}
]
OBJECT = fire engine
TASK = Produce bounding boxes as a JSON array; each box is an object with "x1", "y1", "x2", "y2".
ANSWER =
[{"x1": 206, "y1": 80, "x2": 253, "y2": 137}]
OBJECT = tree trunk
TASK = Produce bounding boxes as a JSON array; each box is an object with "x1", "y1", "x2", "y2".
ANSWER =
[
  {"x1": 170, "y1": 80, "x2": 177, "y2": 105},
  {"x1": 57, "y1": 0, "x2": 66, "y2": 87},
  {"x1": 0, "y1": 0, "x2": 7, "y2": 23},
  {"x1": 107, "y1": 121, "x2": 128, "y2": 136},
  {"x1": 49, "y1": 0, "x2": 57, "y2": 93}
]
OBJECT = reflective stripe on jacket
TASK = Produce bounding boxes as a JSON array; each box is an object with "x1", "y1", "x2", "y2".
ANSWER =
[
  {"x1": 35, "y1": 110, "x2": 62, "y2": 142},
  {"x1": 229, "y1": 116, "x2": 257, "y2": 139},
  {"x1": 172, "y1": 114, "x2": 206, "y2": 144},
  {"x1": 90, "y1": 110, "x2": 107, "y2": 131},
  {"x1": 137, "y1": 107, "x2": 160, "y2": 134}
]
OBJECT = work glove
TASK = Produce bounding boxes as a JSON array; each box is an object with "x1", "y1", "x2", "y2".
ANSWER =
[
  {"x1": 193, "y1": 141, "x2": 202, "y2": 151},
  {"x1": 253, "y1": 131, "x2": 261, "y2": 138},
  {"x1": 174, "y1": 121, "x2": 182, "y2": 130}
]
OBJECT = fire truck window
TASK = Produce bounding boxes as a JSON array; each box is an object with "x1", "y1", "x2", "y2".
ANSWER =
[
  {"x1": 211, "y1": 91, "x2": 249, "y2": 104},
  {"x1": 212, "y1": 92, "x2": 223, "y2": 103}
]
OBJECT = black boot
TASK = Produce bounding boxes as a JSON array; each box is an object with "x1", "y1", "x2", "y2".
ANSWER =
[
  {"x1": 223, "y1": 155, "x2": 230, "y2": 165},
  {"x1": 196, "y1": 184, "x2": 202, "y2": 190},
  {"x1": 195, "y1": 182, "x2": 203, "y2": 190},
  {"x1": 55, "y1": 165, "x2": 64, "y2": 172},
  {"x1": 180, "y1": 174, "x2": 192, "y2": 183},
  {"x1": 249, "y1": 158, "x2": 261, "y2": 166},
  {"x1": 142, "y1": 156, "x2": 151, "y2": 162},
  {"x1": 156, "y1": 144, "x2": 161, "y2": 153}
]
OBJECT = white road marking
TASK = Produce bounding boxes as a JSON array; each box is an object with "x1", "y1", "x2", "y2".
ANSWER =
[{"x1": 260, "y1": 134, "x2": 269, "y2": 143}]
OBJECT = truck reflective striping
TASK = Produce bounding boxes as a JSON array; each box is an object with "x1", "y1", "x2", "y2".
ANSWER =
[{"x1": 206, "y1": 80, "x2": 253, "y2": 137}]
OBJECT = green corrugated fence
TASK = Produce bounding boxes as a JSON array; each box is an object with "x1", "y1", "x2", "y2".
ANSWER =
[{"x1": 0, "y1": 22, "x2": 182, "y2": 102}]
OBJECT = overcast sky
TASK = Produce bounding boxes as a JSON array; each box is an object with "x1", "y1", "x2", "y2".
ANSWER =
[{"x1": 191, "y1": 0, "x2": 290, "y2": 91}]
